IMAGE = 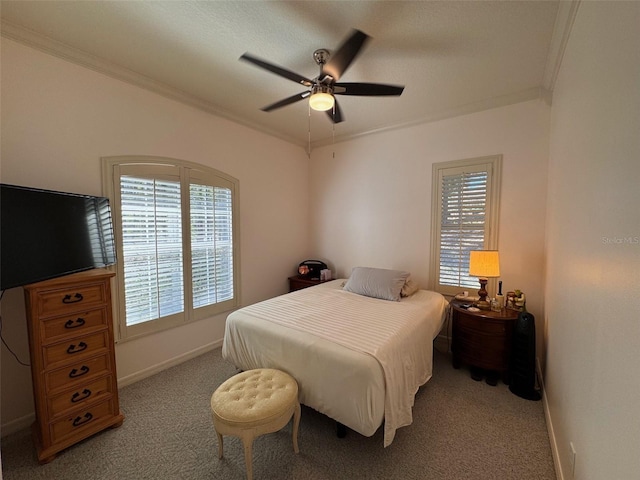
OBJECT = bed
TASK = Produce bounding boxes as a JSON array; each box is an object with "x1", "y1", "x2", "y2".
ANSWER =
[{"x1": 221, "y1": 267, "x2": 448, "y2": 447}]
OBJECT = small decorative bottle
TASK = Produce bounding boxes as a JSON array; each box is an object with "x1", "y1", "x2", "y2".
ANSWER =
[{"x1": 490, "y1": 297, "x2": 501, "y2": 312}]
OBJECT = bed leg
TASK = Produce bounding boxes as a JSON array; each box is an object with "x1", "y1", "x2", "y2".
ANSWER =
[{"x1": 336, "y1": 422, "x2": 347, "y2": 438}]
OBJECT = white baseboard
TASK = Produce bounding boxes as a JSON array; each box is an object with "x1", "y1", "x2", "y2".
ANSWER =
[
  {"x1": 1, "y1": 340, "x2": 223, "y2": 438},
  {"x1": 537, "y1": 357, "x2": 564, "y2": 480},
  {"x1": 117, "y1": 339, "x2": 222, "y2": 388},
  {"x1": 1, "y1": 412, "x2": 35, "y2": 438}
]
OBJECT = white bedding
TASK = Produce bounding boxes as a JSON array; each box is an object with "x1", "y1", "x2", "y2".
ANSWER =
[{"x1": 222, "y1": 279, "x2": 447, "y2": 446}]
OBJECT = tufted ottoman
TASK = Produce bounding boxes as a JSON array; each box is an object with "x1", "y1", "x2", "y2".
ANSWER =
[{"x1": 210, "y1": 368, "x2": 301, "y2": 480}]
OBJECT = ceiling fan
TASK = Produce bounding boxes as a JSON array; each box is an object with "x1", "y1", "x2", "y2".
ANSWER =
[{"x1": 240, "y1": 29, "x2": 404, "y2": 124}]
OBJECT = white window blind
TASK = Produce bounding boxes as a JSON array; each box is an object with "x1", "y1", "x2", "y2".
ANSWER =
[
  {"x1": 120, "y1": 176, "x2": 184, "y2": 326},
  {"x1": 190, "y1": 183, "x2": 234, "y2": 308},
  {"x1": 102, "y1": 156, "x2": 240, "y2": 341},
  {"x1": 439, "y1": 170, "x2": 488, "y2": 289},
  {"x1": 430, "y1": 156, "x2": 501, "y2": 295}
]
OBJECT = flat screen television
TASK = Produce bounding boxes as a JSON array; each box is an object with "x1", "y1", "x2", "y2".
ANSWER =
[{"x1": 1, "y1": 183, "x2": 117, "y2": 290}]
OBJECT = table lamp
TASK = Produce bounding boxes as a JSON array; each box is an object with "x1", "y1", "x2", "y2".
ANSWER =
[{"x1": 469, "y1": 250, "x2": 500, "y2": 310}]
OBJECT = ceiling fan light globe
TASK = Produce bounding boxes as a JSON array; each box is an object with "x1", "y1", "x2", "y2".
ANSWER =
[{"x1": 309, "y1": 92, "x2": 335, "y2": 111}]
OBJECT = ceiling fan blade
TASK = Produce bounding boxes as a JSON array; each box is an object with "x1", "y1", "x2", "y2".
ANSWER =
[
  {"x1": 325, "y1": 99, "x2": 344, "y2": 124},
  {"x1": 240, "y1": 53, "x2": 313, "y2": 87},
  {"x1": 322, "y1": 29, "x2": 370, "y2": 82},
  {"x1": 334, "y1": 82, "x2": 404, "y2": 96},
  {"x1": 261, "y1": 91, "x2": 310, "y2": 112}
]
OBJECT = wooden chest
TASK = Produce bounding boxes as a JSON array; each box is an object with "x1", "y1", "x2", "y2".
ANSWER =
[{"x1": 23, "y1": 269, "x2": 124, "y2": 463}]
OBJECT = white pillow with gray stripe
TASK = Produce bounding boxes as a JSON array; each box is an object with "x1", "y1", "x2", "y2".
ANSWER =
[{"x1": 343, "y1": 267, "x2": 410, "y2": 302}]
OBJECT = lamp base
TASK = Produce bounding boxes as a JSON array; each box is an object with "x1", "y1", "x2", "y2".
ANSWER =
[
  {"x1": 477, "y1": 278, "x2": 490, "y2": 310},
  {"x1": 476, "y1": 299, "x2": 491, "y2": 310}
]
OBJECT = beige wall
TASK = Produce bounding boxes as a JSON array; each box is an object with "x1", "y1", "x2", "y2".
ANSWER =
[
  {"x1": 544, "y1": 2, "x2": 640, "y2": 479},
  {"x1": 4, "y1": 5, "x2": 639, "y2": 478},
  {"x1": 308, "y1": 99, "x2": 550, "y2": 362},
  {"x1": 0, "y1": 38, "x2": 310, "y2": 433}
]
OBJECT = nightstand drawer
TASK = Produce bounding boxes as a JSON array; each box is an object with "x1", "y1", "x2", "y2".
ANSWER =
[
  {"x1": 49, "y1": 399, "x2": 117, "y2": 445},
  {"x1": 288, "y1": 275, "x2": 322, "y2": 292},
  {"x1": 455, "y1": 328, "x2": 509, "y2": 348},
  {"x1": 36, "y1": 283, "x2": 109, "y2": 318},
  {"x1": 455, "y1": 334, "x2": 510, "y2": 364},
  {"x1": 40, "y1": 308, "x2": 109, "y2": 344},
  {"x1": 43, "y1": 331, "x2": 109, "y2": 369},
  {"x1": 46, "y1": 354, "x2": 111, "y2": 392},
  {"x1": 456, "y1": 313, "x2": 508, "y2": 335},
  {"x1": 48, "y1": 376, "x2": 113, "y2": 418}
]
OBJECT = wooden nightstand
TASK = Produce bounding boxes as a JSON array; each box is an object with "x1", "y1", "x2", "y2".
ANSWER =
[
  {"x1": 288, "y1": 275, "x2": 323, "y2": 292},
  {"x1": 450, "y1": 298, "x2": 519, "y2": 386}
]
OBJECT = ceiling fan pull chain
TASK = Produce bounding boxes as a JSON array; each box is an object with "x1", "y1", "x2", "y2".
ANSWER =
[
  {"x1": 307, "y1": 103, "x2": 312, "y2": 159},
  {"x1": 332, "y1": 106, "x2": 336, "y2": 158}
]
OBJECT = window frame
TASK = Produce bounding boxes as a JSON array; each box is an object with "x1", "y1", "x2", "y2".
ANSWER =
[
  {"x1": 429, "y1": 155, "x2": 502, "y2": 297},
  {"x1": 102, "y1": 155, "x2": 240, "y2": 342}
]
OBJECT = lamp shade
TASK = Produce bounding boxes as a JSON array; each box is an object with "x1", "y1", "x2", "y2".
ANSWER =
[
  {"x1": 469, "y1": 250, "x2": 501, "y2": 278},
  {"x1": 309, "y1": 92, "x2": 334, "y2": 111}
]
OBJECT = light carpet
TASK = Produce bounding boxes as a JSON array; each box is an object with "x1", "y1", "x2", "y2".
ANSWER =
[{"x1": 1, "y1": 345, "x2": 556, "y2": 479}]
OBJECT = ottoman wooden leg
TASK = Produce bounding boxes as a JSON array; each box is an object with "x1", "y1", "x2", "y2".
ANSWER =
[
  {"x1": 241, "y1": 435, "x2": 254, "y2": 480},
  {"x1": 216, "y1": 431, "x2": 224, "y2": 459},
  {"x1": 292, "y1": 403, "x2": 301, "y2": 454}
]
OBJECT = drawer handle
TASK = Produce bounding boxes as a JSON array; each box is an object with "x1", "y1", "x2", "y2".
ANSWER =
[
  {"x1": 62, "y1": 293, "x2": 84, "y2": 304},
  {"x1": 72, "y1": 412, "x2": 93, "y2": 427},
  {"x1": 71, "y1": 389, "x2": 92, "y2": 403},
  {"x1": 69, "y1": 365, "x2": 90, "y2": 378},
  {"x1": 66, "y1": 342, "x2": 88, "y2": 354},
  {"x1": 64, "y1": 318, "x2": 86, "y2": 329}
]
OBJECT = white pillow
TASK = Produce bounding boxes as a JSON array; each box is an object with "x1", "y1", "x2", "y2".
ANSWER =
[
  {"x1": 401, "y1": 277, "x2": 420, "y2": 297},
  {"x1": 343, "y1": 267, "x2": 410, "y2": 302}
]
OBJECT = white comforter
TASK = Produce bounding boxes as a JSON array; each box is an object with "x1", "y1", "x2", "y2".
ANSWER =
[{"x1": 222, "y1": 280, "x2": 447, "y2": 446}]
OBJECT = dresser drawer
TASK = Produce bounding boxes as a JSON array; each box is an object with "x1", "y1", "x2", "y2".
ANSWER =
[
  {"x1": 48, "y1": 376, "x2": 114, "y2": 419},
  {"x1": 36, "y1": 283, "x2": 109, "y2": 318},
  {"x1": 49, "y1": 399, "x2": 117, "y2": 445},
  {"x1": 40, "y1": 308, "x2": 109, "y2": 344},
  {"x1": 46, "y1": 354, "x2": 111, "y2": 392},
  {"x1": 43, "y1": 331, "x2": 109, "y2": 369}
]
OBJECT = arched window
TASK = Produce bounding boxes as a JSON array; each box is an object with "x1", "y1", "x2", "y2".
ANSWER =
[{"x1": 102, "y1": 156, "x2": 240, "y2": 340}]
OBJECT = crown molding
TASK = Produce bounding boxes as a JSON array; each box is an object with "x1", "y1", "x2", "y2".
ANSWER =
[
  {"x1": 312, "y1": 86, "x2": 545, "y2": 149},
  {"x1": 542, "y1": 0, "x2": 581, "y2": 94},
  {"x1": 0, "y1": 20, "x2": 305, "y2": 148},
  {"x1": 2, "y1": 16, "x2": 561, "y2": 153}
]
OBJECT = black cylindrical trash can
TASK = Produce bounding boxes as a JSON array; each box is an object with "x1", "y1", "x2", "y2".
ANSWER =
[{"x1": 509, "y1": 311, "x2": 541, "y2": 401}]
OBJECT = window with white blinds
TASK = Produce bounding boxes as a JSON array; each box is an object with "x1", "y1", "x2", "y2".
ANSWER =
[
  {"x1": 120, "y1": 176, "x2": 184, "y2": 326},
  {"x1": 430, "y1": 156, "x2": 501, "y2": 296},
  {"x1": 102, "y1": 156, "x2": 240, "y2": 341},
  {"x1": 190, "y1": 183, "x2": 234, "y2": 308}
]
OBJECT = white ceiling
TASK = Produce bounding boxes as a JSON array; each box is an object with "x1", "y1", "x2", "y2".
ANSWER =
[{"x1": 1, "y1": 1, "x2": 569, "y2": 150}]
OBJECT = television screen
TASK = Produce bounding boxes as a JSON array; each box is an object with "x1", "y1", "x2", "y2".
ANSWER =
[{"x1": 0, "y1": 184, "x2": 117, "y2": 290}]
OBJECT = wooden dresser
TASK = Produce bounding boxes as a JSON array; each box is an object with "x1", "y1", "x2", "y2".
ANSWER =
[{"x1": 23, "y1": 269, "x2": 124, "y2": 463}]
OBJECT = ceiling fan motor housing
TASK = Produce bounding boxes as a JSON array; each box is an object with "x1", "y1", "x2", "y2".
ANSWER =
[
  {"x1": 312, "y1": 84, "x2": 333, "y2": 96},
  {"x1": 313, "y1": 49, "x2": 331, "y2": 66}
]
